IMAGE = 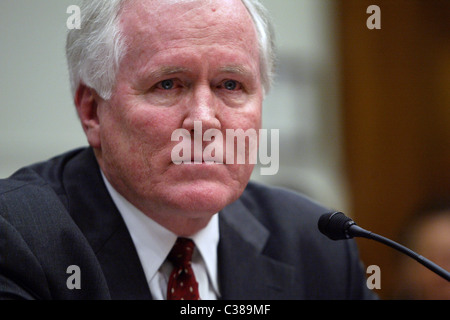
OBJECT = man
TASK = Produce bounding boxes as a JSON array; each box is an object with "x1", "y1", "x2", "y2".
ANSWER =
[{"x1": 0, "y1": 0, "x2": 376, "y2": 300}]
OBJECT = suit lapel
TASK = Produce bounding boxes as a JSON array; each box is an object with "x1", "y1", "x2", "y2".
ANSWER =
[
  {"x1": 62, "y1": 148, "x2": 152, "y2": 299},
  {"x1": 218, "y1": 199, "x2": 295, "y2": 300}
]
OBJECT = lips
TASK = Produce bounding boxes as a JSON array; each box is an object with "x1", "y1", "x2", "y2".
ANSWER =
[{"x1": 188, "y1": 139, "x2": 225, "y2": 164}]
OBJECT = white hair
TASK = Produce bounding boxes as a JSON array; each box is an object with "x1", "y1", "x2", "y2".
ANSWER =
[
  {"x1": 241, "y1": 0, "x2": 276, "y2": 95},
  {"x1": 66, "y1": 0, "x2": 276, "y2": 100}
]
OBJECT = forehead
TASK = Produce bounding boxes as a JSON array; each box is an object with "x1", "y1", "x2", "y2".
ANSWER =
[{"x1": 118, "y1": 0, "x2": 259, "y2": 62}]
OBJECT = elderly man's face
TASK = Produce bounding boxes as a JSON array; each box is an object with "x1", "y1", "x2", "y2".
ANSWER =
[{"x1": 91, "y1": 0, "x2": 262, "y2": 232}]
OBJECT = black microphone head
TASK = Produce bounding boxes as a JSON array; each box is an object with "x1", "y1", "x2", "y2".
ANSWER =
[{"x1": 318, "y1": 212, "x2": 356, "y2": 240}]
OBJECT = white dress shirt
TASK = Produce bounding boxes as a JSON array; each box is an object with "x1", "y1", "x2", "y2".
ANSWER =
[{"x1": 101, "y1": 173, "x2": 220, "y2": 300}]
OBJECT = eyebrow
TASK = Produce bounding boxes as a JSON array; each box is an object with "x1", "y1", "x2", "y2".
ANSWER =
[
  {"x1": 218, "y1": 65, "x2": 253, "y2": 77},
  {"x1": 147, "y1": 66, "x2": 191, "y2": 79},
  {"x1": 145, "y1": 65, "x2": 254, "y2": 80}
]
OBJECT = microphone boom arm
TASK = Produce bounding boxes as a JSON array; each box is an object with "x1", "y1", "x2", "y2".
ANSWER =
[
  {"x1": 318, "y1": 212, "x2": 450, "y2": 282},
  {"x1": 349, "y1": 223, "x2": 450, "y2": 281}
]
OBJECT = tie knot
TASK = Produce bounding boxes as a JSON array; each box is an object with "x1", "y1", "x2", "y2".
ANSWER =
[{"x1": 168, "y1": 237, "x2": 195, "y2": 267}]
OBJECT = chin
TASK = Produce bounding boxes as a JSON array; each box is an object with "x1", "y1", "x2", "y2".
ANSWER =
[{"x1": 161, "y1": 180, "x2": 244, "y2": 215}]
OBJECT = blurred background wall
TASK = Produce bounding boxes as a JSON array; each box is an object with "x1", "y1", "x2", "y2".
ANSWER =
[
  {"x1": 338, "y1": 0, "x2": 450, "y2": 299},
  {"x1": 1, "y1": 0, "x2": 449, "y2": 299},
  {"x1": 0, "y1": 0, "x2": 86, "y2": 177}
]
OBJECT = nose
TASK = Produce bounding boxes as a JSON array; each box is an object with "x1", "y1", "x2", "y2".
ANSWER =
[{"x1": 182, "y1": 84, "x2": 221, "y2": 134}]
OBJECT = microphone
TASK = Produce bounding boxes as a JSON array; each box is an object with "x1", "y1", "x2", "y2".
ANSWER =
[{"x1": 318, "y1": 211, "x2": 450, "y2": 281}]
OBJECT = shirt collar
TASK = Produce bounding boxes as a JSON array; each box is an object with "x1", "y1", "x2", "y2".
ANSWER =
[
  {"x1": 101, "y1": 172, "x2": 220, "y2": 295},
  {"x1": 190, "y1": 213, "x2": 220, "y2": 296}
]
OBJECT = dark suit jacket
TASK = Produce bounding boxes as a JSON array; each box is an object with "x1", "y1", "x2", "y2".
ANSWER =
[{"x1": 0, "y1": 147, "x2": 376, "y2": 299}]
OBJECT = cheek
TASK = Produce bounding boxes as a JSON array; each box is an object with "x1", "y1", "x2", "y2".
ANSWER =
[
  {"x1": 99, "y1": 101, "x2": 181, "y2": 169},
  {"x1": 128, "y1": 109, "x2": 176, "y2": 146},
  {"x1": 222, "y1": 103, "x2": 262, "y2": 131},
  {"x1": 126, "y1": 104, "x2": 178, "y2": 140}
]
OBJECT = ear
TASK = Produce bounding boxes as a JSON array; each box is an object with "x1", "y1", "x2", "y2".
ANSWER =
[{"x1": 74, "y1": 84, "x2": 102, "y2": 149}]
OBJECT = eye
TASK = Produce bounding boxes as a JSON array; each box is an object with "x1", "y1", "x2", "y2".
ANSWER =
[
  {"x1": 158, "y1": 79, "x2": 175, "y2": 90},
  {"x1": 222, "y1": 80, "x2": 240, "y2": 91}
]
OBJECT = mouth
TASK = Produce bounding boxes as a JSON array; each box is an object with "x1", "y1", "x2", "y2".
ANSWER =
[
  {"x1": 190, "y1": 154, "x2": 224, "y2": 165},
  {"x1": 169, "y1": 139, "x2": 226, "y2": 165},
  {"x1": 169, "y1": 149, "x2": 225, "y2": 165},
  {"x1": 168, "y1": 156, "x2": 224, "y2": 166}
]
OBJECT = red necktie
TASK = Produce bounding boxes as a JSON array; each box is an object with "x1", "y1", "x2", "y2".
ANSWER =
[{"x1": 167, "y1": 237, "x2": 200, "y2": 300}]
